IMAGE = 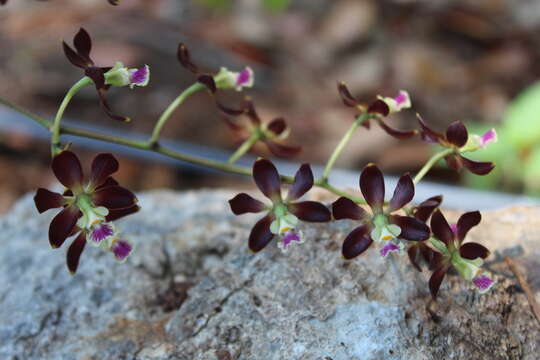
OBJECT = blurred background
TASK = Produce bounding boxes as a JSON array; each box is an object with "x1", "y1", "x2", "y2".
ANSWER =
[{"x1": 1, "y1": 0, "x2": 540, "y2": 213}]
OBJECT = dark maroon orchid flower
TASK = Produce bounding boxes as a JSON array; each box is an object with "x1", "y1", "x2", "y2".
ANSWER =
[
  {"x1": 407, "y1": 195, "x2": 443, "y2": 272},
  {"x1": 229, "y1": 159, "x2": 330, "y2": 252},
  {"x1": 337, "y1": 82, "x2": 417, "y2": 140},
  {"x1": 332, "y1": 164, "x2": 430, "y2": 260},
  {"x1": 177, "y1": 43, "x2": 253, "y2": 94},
  {"x1": 219, "y1": 98, "x2": 301, "y2": 158},
  {"x1": 417, "y1": 116, "x2": 495, "y2": 175},
  {"x1": 428, "y1": 209, "x2": 493, "y2": 299},
  {"x1": 63, "y1": 28, "x2": 150, "y2": 122},
  {"x1": 34, "y1": 151, "x2": 139, "y2": 273}
]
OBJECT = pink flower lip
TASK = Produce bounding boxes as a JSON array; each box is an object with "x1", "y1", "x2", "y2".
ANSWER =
[
  {"x1": 130, "y1": 65, "x2": 149, "y2": 85},
  {"x1": 480, "y1": 128, "x2": 497, "y2": 147},
  {"x1": 395, "y1": 91, "x2": 408, "y2": 105},
  {"x1": 112, "y1": 240, "x2": 132, "y2": 261},
  {"x1": 380, "y1": 242, "x2": 400, "y2": 257},
  {"x1": 473, "y1": 275, "x2": 494, "y2": 293},
  {"x1": 282, "y1": 231, "x2": 301, "y2": 249},
  {"x1": 90, "y1": 223, "x2": 114, "y2": 244}
]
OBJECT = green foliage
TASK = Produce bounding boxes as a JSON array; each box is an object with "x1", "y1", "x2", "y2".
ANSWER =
[
  {"x1": 262, "y1": 0, "x2": 290, "y2": 13},
  {"x1": 503, "y1": 81, "x2": 540, "y2": 148},
  {"x1": 196, "y1": 0, "x2": 290, "y2": 13}
]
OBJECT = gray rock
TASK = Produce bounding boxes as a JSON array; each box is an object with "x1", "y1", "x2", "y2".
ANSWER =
[{"x1": 0, "y1": 190, "x2": 538, "y2": 360}]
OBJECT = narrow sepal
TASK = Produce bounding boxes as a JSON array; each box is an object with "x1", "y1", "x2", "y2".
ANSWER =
[
  {"x1": 430, "y1": 210, "x2": 454, "y2": 246},
  {"x1": 460, "y1": 156, "x2": 495, "y2": 175},
  {"x1": 429, "y1": 265, "x2": 450, "y2": 299},
  {"x1": 92, "y1": 185, "x2": 137, "y2": 210},
  {"x1": 360, "y1": 163, "x2": 385, "y2": 212},
  {"x1": 96, "y1": 88, "x2": 130, "y2": 122},
  {"x1": 217, "y1": 101, "x2": 246, "y2": 116},
  {"x1": 342, "y1": 225, "x2": 373, "y2": 259},
  {"x1": 49, "y1": 205, "x2": 82, "y2": 248},
  {"x1": 288, "y1": 201, "x2": 331, "y2": 222},
  {"x1": 177, "y1": 43, "x2": 199, "y2": 73},
  {"x1": 248, "y1": 215, "x2": 274, "y2": 252},
  {"x1": 286, "y1": 163, "x2": 313, "y2": 201},
  {"x1": 332, "y1": 197, "x2": 367, "y2": 220},
  {"x1": 89, "y1": 153, "x2": 119, "y2": 190},
  {"x1": 460, "y1": 242, "x2": 490, "y2": 260},
  {"x1": 407, "y1": 246, "x2": 422, "y2": 272},
  {"x1": 388, "y1": 173, "x2": 414, "y2": 212},
  {"x1": 417, "y1": 114, "x2": 444, "y2": 144},
  {"x1": 62, "y1": 41, "x2": 88, "y2": 69},
  {"x1": 446, "y1": 121, "x2": 468, "y2": 147},
  {"x1": 337, "y1": 82, "x2": 361, "y2": 107},
  {"x1": 67, "y1": 232, "x2": 86, "y2": 274},
  {"x1": 229, "y1": 193, "x2": 266, "y2": 215},
  {"x1": 85, "y1": 66, "x2": 106, "y2": 89},
  {"x1": 253, "y1": 159, "x2": 281, "y2": 200},
  {"x1": 413, "y1": 195, "x2": 443, "y2": 223},
  {"x1": 106, "y1": 205, "x2": 140, "y2": 222},
  {"x1": 244, "y1": 99, "x2": 261, "y2": 125},
  {"x1": 34, "y1": 188, "x2": 65, "y2": 213},
  {"x1": 265, "y1": 141, "x2": 302, "y2": 158},
  {"x1": 376, "y1": 119, "x2": 417, "y2": 139},
  {"x1": 456, "y1": 211, "x2": 481, "y2": 243},
  {"x1": 389, "y1": 215, "x2": 430, "y2": 241},
  {"x1": 52, "y1": 150, "x2": 84, "y2": 191}
]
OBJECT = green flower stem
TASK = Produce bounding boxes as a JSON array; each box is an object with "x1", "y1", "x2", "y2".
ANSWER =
[
  {"x1": 228, "y1": 132, "x2": 261, "y2": 164},
  {"x1": 321, "y1": 113, "x2": 371, "y2": 182},
  {"x1": 1, "y1": 95, "x2": 368, "y2": 204},
  {"x1": 50, "y1": 77, "x2": 92, "y2": 156},
  {"x1": 148, "y1": 82, "x2": 206, "y2": 146},
  {"x1": 413, "y1": 148, "x2": 455, "y2": 185}
]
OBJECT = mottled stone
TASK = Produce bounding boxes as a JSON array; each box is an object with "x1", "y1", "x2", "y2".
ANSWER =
[{"x1": 0, "y1": 190, "x2": 538, "y2": 360}]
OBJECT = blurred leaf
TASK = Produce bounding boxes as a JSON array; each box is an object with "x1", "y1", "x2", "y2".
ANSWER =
[
  {"x1": 262, "y1": 0, "x2": 290, "y2": 13},
  {"x1": 196, "y1": 0, "x2": 231, "y2": 10},
  {"x1": 524, "y1": 146, "x2": 540, "y2": 196},
  {"x1": 502, "y1": 81, "x2": 540, "y2": 149}
]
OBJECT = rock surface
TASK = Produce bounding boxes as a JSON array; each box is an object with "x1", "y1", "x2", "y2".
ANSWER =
[{"x1": 0, "y1": 189, "x2": 538, "y2": 360}]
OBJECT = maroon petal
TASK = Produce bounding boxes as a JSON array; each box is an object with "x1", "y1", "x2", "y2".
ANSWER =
[
  {"x1": 429, "y1": 265, "x2": 450, "y2": 299},
  {"x1": 389, "y1": 215, "x2": 430, "y2": 241},
  {"x1": 89, "y1": 153, "x2": 119, "y2": 190},
  {"x1": 413, "y1": 195, "x2": 443, "y2": 223},
  {"x1": 62, "y1": 41, "x2": 88, "y2": 69},
  {"x1": 177, "y1": 43, "x2": 199, "y2": 73},
  {"x1": 92, "y1": 185, "x2": 137, "y2": 210},
  {"x1": 266, "y1": 118, "x2": 287, "y2": 136},
  {"x1": 445, "y1": 121, "x2": 468, "y2": 147},
  {"x1": 96, "y1": 87, "x2": 130, "y2": 122},
  {"x1": 248, "y1": 215, "x2": 275, "y2": 252},
  {"x1": 460, "y1": 242, "x2": 490, "y2": 260},
  {"x1": 252, "y1": 158, "x2": 282, "y2": 201},
  {"x1": 96, "y1": 176, "x2": 119, "y2": 190},
  {"x1": 265, "y1": 141, "x2": 302, "y2": 158},
  {"x1": 407, "y1": 246, "x2": 422, "y2": 272},
  {"x1": 367, "y1": 100, "x2": 389, "y2": 116},
  {"x1": 444, "y1": 154, "x2": 462, "y2": 172},
  {"x1": 197, "y1": 74, "x2": 216, "y2": 93},
  {"x1": 67, "y1": 232, "x2": 86, "y2": 274},
  {"x1": 342, "y1": 225, "x2": 373, "y2": 259},
  {"x1": 286, "y1": 163, "x2": 313, "y2": 201},
  {"x1": 229, "y1": 193, "x2": 266, "y2": 215},
  {"x1": 430, "y1": 210, "x2": 454, "y2": 246},
  {"x1": 244, "y1": 99, "x2": 261, "y2": 125},
  {"x1": 49, "y1": 205, "x2": 82, "y2": 248},
  {"x1": 222, "y1": 116, "x2": 244, "y2": 131},
  {"x1": 332, "y1": 197, "x2": 367, "y2": 220},
  {"x1": 217, "y1": 101, "x2": 246, "y2": 116},
  {"x1": 73, "y1": 28, "x2": 92, "y2": 62},
  {"x1": 106, "y1": 205, "x2": 140, "y2": 222},
  {"x1": 52, "y1": 150, "x2": 84, "y2": 192},
  {"x1": 288, "y1": 201, "x2": 331, "y2": 222},
  {"x1": 456, "y1": 211, "x2": 481, "y2": 243},
  {"x1": 376, "y1": 119, "x2": 417, "y2": 139},
  {"x1": 337, "y1": 81, "x2": 361, "y2": 107},
  {"x1": 360, "y1": 163, "x2": 385, "y2": 213},
  {"x1": 460, "y1": 156, "x2": 495, "y2": 175},
  {"x1": 34, "y1": 188, "x2": 65, "y2": 213},
  {"x1": 388, "y1": 173, "x2": 414, "y2": 212},
  {"x1": 417, "y1": 114, "x2": 444, "y2": 144}
]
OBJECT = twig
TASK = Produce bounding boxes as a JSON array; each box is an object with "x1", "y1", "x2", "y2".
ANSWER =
[{"x1": 504, "y1": 256, "x2": 540, "y2": 325}]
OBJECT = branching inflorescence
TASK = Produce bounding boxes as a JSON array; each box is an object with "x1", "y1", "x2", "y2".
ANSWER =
[{"x1": 1, "y1": 27, "x2": 499, "y2": 300}]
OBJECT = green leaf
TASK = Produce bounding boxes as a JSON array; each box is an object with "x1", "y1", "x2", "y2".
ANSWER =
[
  {"x1": 524, "y1": 146, "x2": 540, "y2": 196},
  {"x1": 502, "y1": 81, "x2": 540, "y2": 149},
  {"x1": 262, "y1": 0, "x2": 290, "y2": 13}
]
